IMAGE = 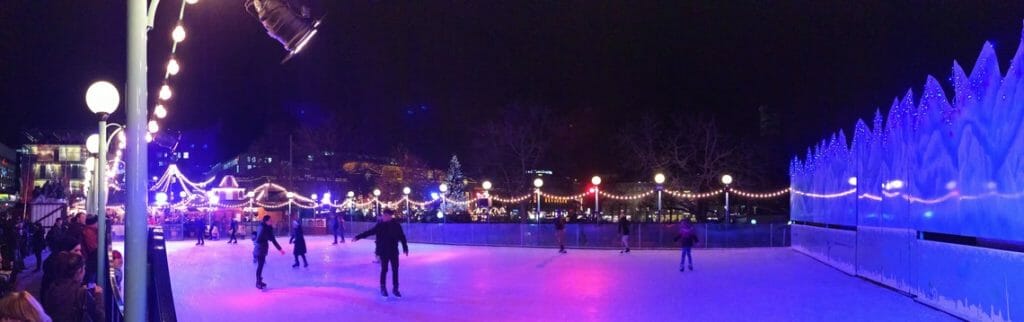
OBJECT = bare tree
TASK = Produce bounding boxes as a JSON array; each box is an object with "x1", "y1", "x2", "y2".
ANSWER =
[{"x1": 471, "y1": 103, "x2": 554, "y2": 195}]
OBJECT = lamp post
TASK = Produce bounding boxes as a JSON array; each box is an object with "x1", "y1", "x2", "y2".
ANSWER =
[
  {"x1": 438, "y1": 183, "x2": 448, "y2": 224},
  {"x1": 654, "y1": 173, "x2": 665, "y2": 223},
  {"x1": 533, "y1": 178, "x2": 543, "y2": 223},
  {"x1": 286, "y1": 192, "x2": 295, "y2": 225},
  {"x1": 373, "y1": 189, "x2": 382, "y2": 217},
  {"x1": 403, "y1": 187, "x2": 411, "y2": 224},
  {"x1": 721, "y1": 174, "x2": 733, "y2": 224},
  {"x1": 346, "y1": 191, "x2": 355, "y2": 222},
  {"x1": 591, "y1": 176, "x2": 602, "y2": 220},
  {"x1": 247, "y1": 191, "x2": 255, "y2": 217},
  {"x1": 86, "y1": 80, "x2": 119, "y2": 292},
  {"x1": 482, "y1": 181, "x2": 492, "y2": 222}
]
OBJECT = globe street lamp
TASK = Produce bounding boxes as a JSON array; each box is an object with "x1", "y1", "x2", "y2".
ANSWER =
[
  {"x1": 86, "y1": 80, "x2": 120, "y2": 291},
  {"x1": 654, "y1": 173, "x2": 666, "y2": 222},
  {"x1": 373, "y1": 189, "x2": 382, "y2": 217},
  {"x1": 721, "y1": 174, "x2": 733, "y2": 224},
  {"x1": 346, "y1": 191, "x2": 355, "y2": 222},
  {"x1": 481, "y1": 181, "x2": 492, "y2": 220},
  {"x1": 286, "y1": 191, "x2": 295, "y2": 224},
  {"x1": 591, "y1": 176, "x2": 602, "y2": 220},
  {"x1": 438, "y1": 183, "x2": 448, "y2": 223},
  {"x1": 402, "y1": 187, "x2": 411, "y2": 223},
  {"x1": 533, "y1": 178, "x2": 544, "y2": 222}
]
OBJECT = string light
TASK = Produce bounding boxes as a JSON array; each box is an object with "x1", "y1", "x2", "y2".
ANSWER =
[
  {"x1": 159, "y1": 85, "x2": 172, "y2": 100},
  {"x1": 172, "y1": 25, "x2": 186, "y2": 43},
  {"x1": 147, "y1": 120, "x2": 160, "y2": 133},
  {"x1": 167, "y1": 58, "x2": 180, "y2": 76},
  {"x1": 154, "y1": 104, "x2": 168, "y2": 119},
  {"x1": 728, "y1": 187, "x2": 791, "y2": 199}
]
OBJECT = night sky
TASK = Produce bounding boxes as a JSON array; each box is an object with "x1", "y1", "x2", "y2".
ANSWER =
[{"x1": 3, "y1": 1, "x2": 1024, "y2": 177}]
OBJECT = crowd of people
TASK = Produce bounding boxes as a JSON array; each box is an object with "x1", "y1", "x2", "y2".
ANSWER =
[{"x1": 0, "y1": 210, "x2": 119, "y2": 322}]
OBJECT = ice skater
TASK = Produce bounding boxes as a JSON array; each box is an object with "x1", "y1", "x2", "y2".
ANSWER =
[
  {"x1": 253, "y1": 215, "x2": 285, "y2": 289},
  {"x1": 554, "y1": 213, "x2": 567, "y2": 253},
  {"x1": 674, "y1": 220, "x2": 698, "y2": 271},
  {"x1": 290, "y1": 219, "x2": 308, "y2": 268},
  {"x1": 353, "y1": 209, "x2": 408, "y2": 298},
  {"x1": 618, "y1": 214, "x2": 631, "y2": 253},
  {"x1": 228, "y1": 218, "x2": 239, "y2": 244},
  {"x1": 195, "y1": 216, "x2": 206, "y2": 246},
  {"x1": 331, "y1": 212, "x2": 345, "y2": 244}
]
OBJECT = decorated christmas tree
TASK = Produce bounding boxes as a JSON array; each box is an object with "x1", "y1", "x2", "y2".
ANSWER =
[{"x1": 445, "y1": 155, "x2": 467, "y2": 212}]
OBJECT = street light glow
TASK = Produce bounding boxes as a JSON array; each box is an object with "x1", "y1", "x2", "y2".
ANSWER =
[
  {"x1": 86, "y1": 81, "x2": 120, "y2": 115},
  {"x1": 373, "y1": 189, "x2": 382, "y2": 197},
  {"x1": 482, "y1": 180, "x2": 492, "y2": 190},
  {"x1": 86, "y1": 134, "x2": 101, "y2": 154},
  {"x1": 439, "y1": 183, "x2": 448, "y2": 193},
  {"x1": 654, "y1": 173, "x2": 666, "y2": 184},
  {"x1": 721, "y1": 174, "x2": 733, "y2": 185},
  {"x1": 403, "y1": 187, "x2": 411, "y2": 195},
  {"x1": 591, "y1": 176, "x2": 602, "y2": 185},
  {"x1": 533, "y1": 178, "x2": 544, "y2": 188}
]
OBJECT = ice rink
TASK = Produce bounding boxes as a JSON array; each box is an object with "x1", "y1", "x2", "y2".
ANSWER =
[{"x1": 130, "y1": 235, "x2": 954, "y2": 322}]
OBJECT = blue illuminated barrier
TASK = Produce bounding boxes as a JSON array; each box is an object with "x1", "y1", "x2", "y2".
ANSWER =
[
  {"x1": 344, "y1": 221, "x2": 790, "y2": 249},
  {"x1": 790, "y1": 30, "x2": 1024, "y2": 321}
]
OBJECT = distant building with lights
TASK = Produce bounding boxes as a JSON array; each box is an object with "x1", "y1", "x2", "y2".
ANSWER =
[
  {"x1": 18, "y1": 141, "x2": 90, "y2": 202},
  {"x1": 0, "y1": 142, "x2": 19, "y2": 204}
]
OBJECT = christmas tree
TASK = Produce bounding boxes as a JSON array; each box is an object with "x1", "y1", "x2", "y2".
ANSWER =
[{"x1": 445, "y1": 155, "x2": 467, "y2": 212}]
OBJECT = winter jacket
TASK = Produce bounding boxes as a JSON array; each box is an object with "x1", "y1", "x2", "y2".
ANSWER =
[
  {"x1": 355, "y1": 220, "x2": 408, "y2": 258},
  {"x1": 42, "y1": 279, "x2": 104, "y2": 322},
  {"x1": 675, "y1": 227, "x2": 699, "y2": 247},
  {"x1": 554, "y1": 217, "x2": 566, "y2": 230},
  {"x1": 618, "y1": 218, "x2": 631, "y2": 235},
  {"x1": 291, "y1": 224, "x2": 307, "y2": 255},
  {"x1": 253, "y1": 223, "x2": 282, "y2": 257}
]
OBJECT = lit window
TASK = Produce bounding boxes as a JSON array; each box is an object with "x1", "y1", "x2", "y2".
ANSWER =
[
  {"x1": 183, "y1": 152, "x2": 190, "y2": 159},
  {"x1": 267, "y1": 157, "x2": 272, "y2": 163}
]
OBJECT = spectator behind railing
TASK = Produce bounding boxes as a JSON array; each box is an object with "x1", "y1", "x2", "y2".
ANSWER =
[
  {"x1": 0, "y1": 291, "x2": 52, "y2": 322},
  {"x1": 41, "y1": 252, "x2": 103, "y2": 322}
]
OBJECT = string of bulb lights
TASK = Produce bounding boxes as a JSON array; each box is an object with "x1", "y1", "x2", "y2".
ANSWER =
[{"x1": 148, "y1": 0, "x2": 200, "y2": 143}]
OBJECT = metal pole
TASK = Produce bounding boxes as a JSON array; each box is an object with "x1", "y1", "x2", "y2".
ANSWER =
[
  {"x1": 125, "y1": 0, "x2": 148, "y2": 319},
  {"x1": 724, "y1": 189, "x2": 730, "y2": 224},
  {"x1": 97, "y1": 118, "x2": 108, "y2": 289},
  {"x1": 406, "y1": 198, "x2": 410, "y2": 224},
  {"x1": 536, "y1": 190, "x2": 544, "y2": 221},
  {"x1": 594, "y1": 188, "x2": 600, "y2": 220},
  {"x1": 657, "y1": 190, "x2": 662, "y2": 222}
]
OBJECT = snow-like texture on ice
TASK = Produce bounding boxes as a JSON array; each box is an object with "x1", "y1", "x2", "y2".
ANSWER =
[
  {"x1": 791, "y1": 25, "x2": 1024, "y2": 321},
  {"x1": 136, "y1": 237, "x2": 954, "y2": 322}
]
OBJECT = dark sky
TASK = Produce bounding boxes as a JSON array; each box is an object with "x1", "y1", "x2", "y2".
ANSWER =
[{"x1": 3, "y1": 1, "x2": 1024, "y2": 177}]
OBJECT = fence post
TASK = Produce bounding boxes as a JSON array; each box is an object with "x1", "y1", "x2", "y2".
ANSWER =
[
  {"x1": 704, "y1": 223, "x2": 709, "y2": 249},
  {"x1": 770, "y1": 223, "x2": 774, "y2": 247}
]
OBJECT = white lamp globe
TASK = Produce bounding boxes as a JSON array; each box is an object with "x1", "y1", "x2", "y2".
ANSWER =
[
  {"x1": 721, "y1": 174, "x2": 733, "y2": 185},
  {"x1": 439, "y1": 183, "x2": 448, "y2": 193},
  {"x1": 403, "y1": 187, "x2": 411, "y2": 195},
  {"x1": 373, "y1": 189, "x2": 381, "y2": 197},
  {"x1": 311, "y1": 194, "x2": 318, "y2": 201},
  {"x1": 533, "y1": 178, "x2": 544, "y2": 188},
  {"x1": 654, "y1": 173, "x2": 666, "y2": 184},
  {"x1": 847, "y1": 177, "x2": 858, "y2": 186},
  {"x1": 286, "y1": 192, "x2": 295, "y2": 199},
  {"x1": 209, "y1": 195, "x2": 220, "y2": 205},
  {"x1": 85, "y1": 157, "x2": 97, "y2": 172},
  {"x1": 591, "y1": 176, "x2": 602, "y2": 185},
  {"x1": 482, "y1": 181, "x2": 492, "y2": 190},
  {"x1": 347, "y1": 191, "x2": 355, "y2": 198},
  {"x1": 86, "y1": 134, "x2": 101, "y2": 154},
  {"x1": 86, "y1": 81, "x2": 120, "y2": 115}
]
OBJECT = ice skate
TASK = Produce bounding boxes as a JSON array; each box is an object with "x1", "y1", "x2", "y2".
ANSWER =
[
  {"x1": 381, "y1": 288, "x2": 389, "y2": 298},
  {"x1": 393, "y1": 289, "x2": 402, "y2": 297}
]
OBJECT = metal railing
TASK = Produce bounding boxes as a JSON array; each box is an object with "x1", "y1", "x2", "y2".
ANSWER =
[{"x1": 341, "y1": 222, "x2": 791, "y2": 249}]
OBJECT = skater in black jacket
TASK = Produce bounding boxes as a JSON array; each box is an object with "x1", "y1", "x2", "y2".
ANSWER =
[
  {"x1": 290, "y1": 219, "x2": 308, "y2": 268},
  {"x1": 253, "y1": 215, "x2": 285, "y2": 289},
  {"x1": 353, "y1": 209, "x2": 408, "y2": 298},
  {"x1": 554, "y1": 214, "x2": 567, "y2": 253},
  {"x1": 618, "y1": 214, "x2": 631, "y2": 253},
  {"x1": 228, "y1": 218, "x2": 239, "y2": 244}
]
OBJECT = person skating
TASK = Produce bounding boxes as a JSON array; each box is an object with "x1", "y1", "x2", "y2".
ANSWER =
[
  {"x1": 674, "y1": 220, "x2": 699, "y2": 271},
  {"x1": 195, "y1": 216, "x2": 206, "y2": 246},
  {"x1": 290, "y1": 219, "x2": 308, "y2": 268},
  {"x1": 618, "y1": 214, "x2": 631, "y2": 253},
  {"x1": 228, "y1": 218, "x2": 239, "y2": 244},
  {"x1": 30, "y1": 223, "x2": 46, "y2": 272},
  {"x1": 353, "y1": 209, "x2": 408, "y2": 298},
  {"x1": 554, "y1": 213, "x2": 567, "y2": 253},
  {"x1": 253, "y1": 215, "x2": 285, "y2": 289}
]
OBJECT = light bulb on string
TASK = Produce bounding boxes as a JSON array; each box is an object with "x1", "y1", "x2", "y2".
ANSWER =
[
  {"x1": 159, "y1": 85, "x2": 172, "y2": 100},
  {"x1": 172, "y1": 25, "x2": 186, "y2": 43},
  {"x1": 154, "y1": 104, "x2": 168, "y2": 119},
  {"x1": 148, "y1": 120, "x2": 160, "y2": 133},
  {"x1": 167, "y1": 58, "x2": 180, "y2": 76},
  {"x1": 145, "y1": 132, "x2": 154, "y2": 143}
]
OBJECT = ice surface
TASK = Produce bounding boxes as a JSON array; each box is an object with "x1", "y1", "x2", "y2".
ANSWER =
[{"x1": 110, "y1": 236, "x2": 955, "y2": 322}]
